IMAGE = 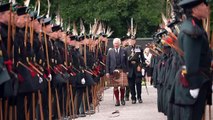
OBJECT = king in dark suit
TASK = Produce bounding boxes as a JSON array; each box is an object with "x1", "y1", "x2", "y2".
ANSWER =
[
  {"x1": 126, "y1": 38, "x2": 144, "y2": 104},
  {"x1": 106, "y1": 38, "x2": 128, "y2": 106}
]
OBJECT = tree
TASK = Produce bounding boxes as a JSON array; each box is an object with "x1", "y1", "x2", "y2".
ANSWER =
[{"x1": 57, "y1": 0, "x2": 164, "y2": 37}]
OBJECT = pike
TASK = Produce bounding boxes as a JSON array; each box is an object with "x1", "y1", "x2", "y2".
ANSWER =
[
  {"x1": 22, "y1": 11, "x2": 31, "y2": 120},
  {"x1": 81, "y1": 20, "x2": 93, "y2": 115},
  {"x1": 61, "y1": 23, "x2": 75, "y2": 118},
  {"x1": 44, "y1": 30, "x2": 52, "y2": 120},
  {"x1": 64, "y1": 32, "x2": 73, "y2": 118},
  {"x1": 206, "y1": 4, "x2": 212, "y2": 120},
  {"x1": 0, "y1": 99, "x2": 2, "y2": 120},
  {"x1": 4, "y1": 3, "x2": 12, "y2": 120},
  {"x1": 7, "y1": 3, "x2": 12, "y2": 58},
  {"x1": 28, "y1": 10, "x2": 37, "y2": 120},
  {"x1": 55, "y1": 88, "x2": 61, "y2": 119}
]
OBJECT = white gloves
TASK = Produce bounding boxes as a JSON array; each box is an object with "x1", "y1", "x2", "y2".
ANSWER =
[
  {"x1": 81, "y1": 78, "x2": 86, "y2": 85},
  {"x1": 48, "y1": 74, "x2": 52, "y2": 81},
  {"x1": 141, "y1": 69, "x2": 145, "y2": 76},
  {"x1": 37, "y1": 74, "x2": 43, "y2": 83},
  {"x1": 39, "y1": 76, "x2": 43, "y2": 83},
  {"x1": 189, "y1": 88, "x2": 200, "y2": 99}
]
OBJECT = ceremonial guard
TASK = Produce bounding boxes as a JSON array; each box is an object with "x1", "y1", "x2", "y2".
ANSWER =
[{"x1": 169, "y1": 0, "x2": 212, "y2": 120}]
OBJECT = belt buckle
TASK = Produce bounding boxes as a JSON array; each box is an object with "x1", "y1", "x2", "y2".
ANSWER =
[{"x1": 131, "y1": 61, "x2": 136, "y2": 64}]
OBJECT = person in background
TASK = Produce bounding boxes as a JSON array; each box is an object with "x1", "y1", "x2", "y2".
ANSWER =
[{"x1": 143, "y1": 47, "x2": 152, "y2": 85}]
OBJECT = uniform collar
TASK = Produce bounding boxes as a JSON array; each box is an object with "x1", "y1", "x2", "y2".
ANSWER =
[{"x1": 191, "y1": 16, "x2": 203, "y2": 28}]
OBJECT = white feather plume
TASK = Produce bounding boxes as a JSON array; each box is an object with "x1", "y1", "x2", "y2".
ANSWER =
[
  {"x1": 24, "y1": 0, "x2": 30, "y2": 7},
  {"x1": 37, "y1": 0, "x2": 40, "y2": 16},
  {"x1": 72, "y1": 21, "x2": 78, "y2": 36},
  {"x1": 106, "y1": 26, "x2": 113, "y2": 37},
  {"x1": 80, "y1": 19, "x2": 85, "y2": 35},
  {"x1": 89, "y1": 24, "x2": 92, "y2": 34}
]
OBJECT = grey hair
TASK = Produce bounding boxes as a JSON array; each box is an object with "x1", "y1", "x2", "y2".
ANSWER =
[{"x1": 113, "y1": 38, "x2": 121, "y2": 45}]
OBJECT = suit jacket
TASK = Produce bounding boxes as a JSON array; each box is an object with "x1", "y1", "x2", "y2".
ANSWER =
[{"x1": 106, "y1": 47, "x2": 127, "y2": 74}]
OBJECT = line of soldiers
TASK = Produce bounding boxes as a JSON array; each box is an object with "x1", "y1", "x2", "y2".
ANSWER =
[
  {"x1": 0, "y1": 2, "x2": 108, "y2": 120},
  {"x1": 149, "y1": 0, "x2": 212, "y2": 120}
]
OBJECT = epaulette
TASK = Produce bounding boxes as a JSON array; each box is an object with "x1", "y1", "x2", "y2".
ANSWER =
[{"x1": 181, "y1": 18, "x2": 204, "y2": 38}]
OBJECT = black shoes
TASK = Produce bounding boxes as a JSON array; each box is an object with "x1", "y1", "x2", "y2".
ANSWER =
[
  {"x1": 121, "y1": 99, "x2": 125, "y2": 105},
  {"x1": 86, "y1": 110, "x2": 95, "y2": 115},
  {"x1": 115, "y1": 99, "x2": 125, "y2": 106},
  {"x1": 138, "y1": 98, "x2": 143, "y2": 103},
  {"x1": 125, "y1": 97, "x2": 129, "y2": 101},
  {"x1": 78, "y1": 113, "x2": 86, "y2": 117},
  {"x1": 132, "y1": 100, "x2": 136, "y2": 104},
  {"x1": 115, "y1": 101, "x2": 120, "y2": 106}
]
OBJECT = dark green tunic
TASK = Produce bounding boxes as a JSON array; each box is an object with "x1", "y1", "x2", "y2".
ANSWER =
[{"x1": 169, "y1": 17, "x2": 212, "y2": 120}]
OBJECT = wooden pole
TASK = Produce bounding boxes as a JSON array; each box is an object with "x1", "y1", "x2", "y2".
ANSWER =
[
  {"x1": 74, "y1": 92, "x2": 78, "y2": 118},
  {"x1": 65, "y1": 86, "x2": 69, "y2": 116},
  {"x1": 14, "y1": 106, "x2": 17, "y2": 120},
  {"x1": 28, "y1": 15, "x2": 37, "y2": 111},
  {"x1": 7, "y1": 3, "x2": 12, "y2": 58},
  {"x1": 64, "y1": 35, "x2": 71, "y2": 117},
  {"x1": 91, "y1": 86, "x2": 95, "y2": 112},
  {"x1": 211, "y1": 31, "x2": 213, "y2": 50},
  {"x1": 69, "y1": 85, "x2": 75, "y2": 118},
  {"x1": 0, "y1": 99, "x2": 2, "y2": 120},
  {"x1": 32, "y1": 93, "x2": 36, "y2": 120},
  {"x1": 55, "y1": 88, "x2": 61, "y2": 119},
  {"x1": 4, "y1": 99, "x2": 8, "y2": 120},
  {"x1": 44, "y1": 32, "x2": 52, "y2": 120},
  {"x1": 209, "y1": 105, "x2": 211, "y2": 120},
  {"x1": 62, "y1": 87, "x2": 65, "y2": 117},
  {"x1": 9, "y1": 106, "x2": 12, "y2": 120},
  {"x1": 86, "y1": 87, "x2": 91, "y2": 115},
  {"x1": 24, "y1": 96, "x2": 28, "y2": 120},
  {"x1": 38, "y1": 90, "x2": 44, "y2": 120},
  {"x1": 82, "y1": 92, "x2": 86, "y2": 114}
]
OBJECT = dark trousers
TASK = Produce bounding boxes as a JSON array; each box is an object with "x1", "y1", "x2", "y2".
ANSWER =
[
  {"x1": 128, "y1": 74, "x2": 142, "y2": 100},
  {"x1": 75, "y1": 87, "x2": 85, "y2": 114},
  {"x1": 17, "y1": 93, "x2": 35, "y2": 120},
  {"x1": 125, "y1": 86, "x2": 130, "y2": 98}
]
